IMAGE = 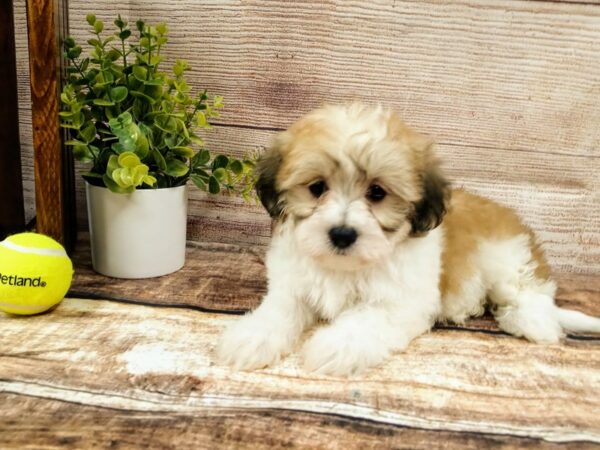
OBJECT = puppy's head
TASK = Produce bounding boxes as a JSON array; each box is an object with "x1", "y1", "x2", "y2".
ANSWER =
[{"x1": 256, "y1": 104, "x2": 450, "y2": 271}]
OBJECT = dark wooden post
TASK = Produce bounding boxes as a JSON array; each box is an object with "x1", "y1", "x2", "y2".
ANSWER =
[
  {"x1": 0, "y1": 1, "x2": 26, "y2": 240},
  {"x1": 25, "y1": 0, "x2": 75, "y2": 251}
]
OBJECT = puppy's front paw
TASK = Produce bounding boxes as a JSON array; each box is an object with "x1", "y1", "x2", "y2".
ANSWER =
[
  {"x1": 302, "y1": 325, "x2": 390, "y2": 376},
  {"x1": 216, "y1": 315, "x2": 293, "y2": 370}
]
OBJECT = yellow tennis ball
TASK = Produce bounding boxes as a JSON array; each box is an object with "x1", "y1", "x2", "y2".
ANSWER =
[{"x1": 0, "y1": 233, "x2": 73, "y2": 315}]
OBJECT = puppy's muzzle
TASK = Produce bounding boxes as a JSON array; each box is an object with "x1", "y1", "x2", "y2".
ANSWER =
[{"x1": 328, "y1": 226, "x2": 358, "y2": 249}]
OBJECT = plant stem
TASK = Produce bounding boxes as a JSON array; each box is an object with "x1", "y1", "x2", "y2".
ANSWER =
[
  {"x1": 121, "y1": 36, "x2": 128, "y2": 84},
  {"x1": 70, "y1": 58, "x2": 89, "y2": 86},
  {"x1": 185, "y1": 89, "x2": 207, "y2": 129}
]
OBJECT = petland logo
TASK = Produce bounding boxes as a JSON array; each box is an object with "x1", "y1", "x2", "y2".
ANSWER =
[{"x1": 0, "y1": 273, "x2": 47, "y2": 287}]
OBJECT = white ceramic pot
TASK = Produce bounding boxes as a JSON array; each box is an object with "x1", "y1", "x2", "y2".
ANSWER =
[{"x1": 85, "y1": 182, "x2": 188, "y2": 278}]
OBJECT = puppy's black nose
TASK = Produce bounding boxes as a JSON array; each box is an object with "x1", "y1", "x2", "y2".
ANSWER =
[{"x1": 329, "y1": 226, "x2": 358, "y2": 249}]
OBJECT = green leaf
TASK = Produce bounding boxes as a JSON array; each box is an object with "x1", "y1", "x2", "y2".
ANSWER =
[
  {"x1": 179, "y1": 120, "x2": 190, "y2": 140},
  {"x1": 86, "y1": 14, "x2": 96, "y2": 26},
  {"x1": 172, "y1": 60, "x2": 189, "y2": 77},
  {"x1": 63, "y1": 36, "x2": 76, "y2": 49},
  {"x1": 143, "y1": 174, "x2": 157, "y2": 187},
  {"x1": 144, "y1": 83, "x2": 163, "y2": 99},
  {"x1": 94, "y1": 20, "x2": 104, "y2": 34},
  {"x1": 118, "y1": 29, "x2": 131, "y2": 40},
  {"x1": 70, "y1": 111, "x2": 85, "y2": 129},
  {"x1": 64, "y1": 139, "x2": 86, "y2": 146},
  {"x1": 192, "y1": 149, "x2": 210, "y2": 168},
  {"x1": 152, "y1": 148, "x2": 167, "y2": 170},
  {"x1": 136, "y1": 20, "x2": 145, "y2": 32},
  {"x1": 107, "y1": 154, "x2": 120, "y2": 174},
  {"x1": 67, "y1": 46, "x2": 82, "y2": 59},
  {"x1": 93, "y1": 98, "x2": 115, "y2": 106},
  {"x1": 171, "y1": 147, "x2": 194, "y2": 158},
  {"x1": 156, "y1": 23, "x2": 168, "y2": 36},
  {"x1": 103, "y1": 174, "x2": 134, "y2": 194},
  {"x1": 72, "y1": 144, "x2": 94, "y2": 162},
  {"x1": 164, "y1": 157, "x2": 189, "y2": 177},
  {"x1": 212, "y1": 167, "x2": 228, "y2": 182},
  {"x1": 108, "y1": 111, "x2": 147, "y2": 157},
  {"x1": 111, "y1": 142, "x2": 126, "y2": 153},
  {"x1": 105, "y1": 107, "x2": 118, "y2": 120},
  {"x1": 213, "y1": 95, "x2": 224, "y2": 109},
  {"x1": 105, "y1": 152, "x2": 154, "y2": 191},
  {"x1": 208, "y1": 176, "x2": 220, "y2": 194},
  {"x1": 118, "y1": 152, "x2": 141, "y2": 168},
  {"x1": 79, "y1": 122, "x2": 97, "y2": 143},
  {"x1": 190, "y1": 174, "x2": 207, "y2": 191},
  {"x1": 143, "y1": 78, "x2": 163, "y2": 86},
  {"x1": 87, "y1": 38, "x2": 101, "y2": 47},
  {"x1": 212, "y1": 154, "x2": 229, "y2": 170},
  {"x1": 189, "y1": 134, "x2": 204, "y2": 146},
  {"x1": 229, "y1": 159, "x2": 243, "y2": 175},
  {"x1": 192, "y1": 168, "x2": 210, "y2": 180},
  {"x1": 130, "y1": 90, "x2": 156, "y2": 104},
  {"x1": 196, "y1": 111, "x2": 208, "y2": 128},
  {"x1": 132, "y1": 65, "x2": 148, "y2": 81},
  {"x1": 105, "y1": 47, "x2": 119, "y2": 61},
  {"x1": 154, "y1": 115, "x2": 177, "y2": 133},
  {"x1": 110, "y1": 86, "x2": 128, "y2": 103}
]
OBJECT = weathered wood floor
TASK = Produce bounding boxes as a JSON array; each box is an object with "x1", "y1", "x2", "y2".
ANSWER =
[{"x1": 1, "y1": 238, "x2": 599, "y2": 449}]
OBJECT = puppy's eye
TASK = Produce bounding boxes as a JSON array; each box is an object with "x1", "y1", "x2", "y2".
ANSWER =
[
  {"x1": 309, "y1": 180, "x2": 327, "y2": 198},
  {"x1": 367, "y1": 184, "x2": 386, "y2": 202}
]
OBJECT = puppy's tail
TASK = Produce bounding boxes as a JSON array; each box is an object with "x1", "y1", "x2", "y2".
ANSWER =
[{"x1": 557, "y1": 308, "x2": 600, "y2": 333}]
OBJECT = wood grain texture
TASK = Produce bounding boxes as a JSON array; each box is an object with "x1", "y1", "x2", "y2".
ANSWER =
[
  {"x1": 25, "y1": 0, "x2": 71, "y2": 244},
  {"x1": 1, "y1": 393, "x2": 595, "y2": 450},
  {"x1": 70, "y1": 238, "x2": 267, "y2": 313},
  {"x1": 0, "y1": 0, "x2": 25, "y2": 238},
  {"x1": 1, "y1": 298, "x2": 599, "y2": 446},
  {"x1": 72, "y1": 0, "x2": 600, "y2": 157},
  {"x1": 11, "y1": 0, "x2": 35, "y2": 225}
]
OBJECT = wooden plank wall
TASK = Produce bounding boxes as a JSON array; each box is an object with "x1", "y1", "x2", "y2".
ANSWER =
[
  {"x1": 14, "y1": 0, "x2": 600, "y2": 275},
  {"x1": 12, "y1": 0, "x2": 35, "y2": 225}
]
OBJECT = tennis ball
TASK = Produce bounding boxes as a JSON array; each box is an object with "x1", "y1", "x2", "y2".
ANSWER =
[{"x1": 0, "y1": 233, "x2": 73, "y2": 315}]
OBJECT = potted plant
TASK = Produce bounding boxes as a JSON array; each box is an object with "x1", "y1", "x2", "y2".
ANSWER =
[{"x1": 59, "y1": 15, "x2": 255, "y2": 278}]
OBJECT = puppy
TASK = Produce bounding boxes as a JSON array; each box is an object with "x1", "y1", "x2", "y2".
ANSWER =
[{"x1": 216, "y1": 103, "x2": 600, "y2": 376}]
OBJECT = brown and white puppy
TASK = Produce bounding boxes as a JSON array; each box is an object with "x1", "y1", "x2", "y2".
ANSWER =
[{"x1": 216, "y1": 103, "x2": 600, "y2": 376}]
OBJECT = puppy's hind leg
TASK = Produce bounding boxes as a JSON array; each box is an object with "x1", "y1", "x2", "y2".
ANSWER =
[
  {"x1": 484, "y1": 235, "x2": 600, "y2": 343},
  {"x1": 492, "y1": 290, "x2": 563, "y2": 344},
  {"x1": 493, "y1": 289, "x2": 600, "y2": 343}
]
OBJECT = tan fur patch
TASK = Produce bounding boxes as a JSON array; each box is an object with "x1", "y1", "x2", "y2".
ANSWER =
[{"x1": 441, "y1": 189, "x2": 551, "y2": 298}]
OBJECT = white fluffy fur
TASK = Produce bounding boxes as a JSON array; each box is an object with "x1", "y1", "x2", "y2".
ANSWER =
[
  {"x1": 216, "y1": 104, "x2": 600, "y2": 376},
  {"x1": 217, "y1": 223, "x2": 600, "y2": 375},
  {"x1": 218, "y1": 221, "x2": 443, "y2": 375},
  {"x1": 440, "y1": 234, "x2": 564, "y2": 343}
]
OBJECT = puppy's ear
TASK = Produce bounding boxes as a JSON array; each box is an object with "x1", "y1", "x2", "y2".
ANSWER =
[
  {"x1": 410, "y1": 164, "x2": 451, "y2": 235},
  {"x1": 409, "y1": 139, "x2": 451, "y2": 236},
  {"x1": 255, "y1": 137, "x2": 285, "y2": 219}
]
